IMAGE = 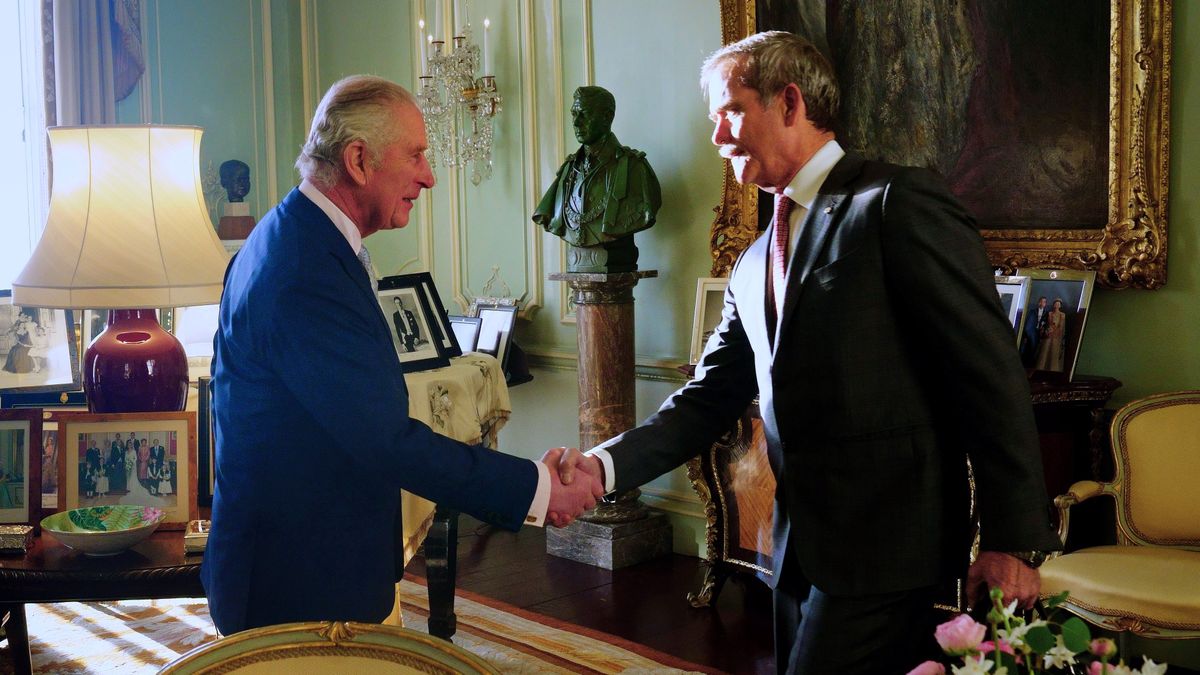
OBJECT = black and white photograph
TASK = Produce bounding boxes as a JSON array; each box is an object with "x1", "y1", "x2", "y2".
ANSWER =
[
  {"x1": 449, "y1": 315, "x2": 482, "y2": 353},
  {"x1": 993, "y1": 275, "x2": 1030, "y2": 345},
  {"x1": 377, "y1": 280, "x2": 451, "y2": 373},
  {"x1": 0, "y1": 408, "x2": 41, "y2": 526},
  {"x1": 1016, "y1": 268, "x2": 1096, "y2": 379},
  {"x1": 0, "y1": 291, "x2": 79, "y2": 394}
]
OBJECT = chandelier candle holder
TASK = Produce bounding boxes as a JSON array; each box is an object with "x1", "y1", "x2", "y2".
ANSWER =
[{"x1": 417, "y1": 15, "x2": 501, "y2": 185}]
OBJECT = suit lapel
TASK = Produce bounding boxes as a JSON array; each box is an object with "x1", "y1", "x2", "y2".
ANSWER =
[{"x1": 773, "y1": 154, "x2": 865, "y2": 359}]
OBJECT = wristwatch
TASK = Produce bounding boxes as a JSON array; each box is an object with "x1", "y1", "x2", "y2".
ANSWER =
[{"x1": 1005, "y1": 550, "x2": 1050, "y2": 568}]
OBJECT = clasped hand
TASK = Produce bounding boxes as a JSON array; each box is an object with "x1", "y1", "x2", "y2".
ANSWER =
[{"x1": 539, "y1": 447, "x2": 606, "y2": 527}]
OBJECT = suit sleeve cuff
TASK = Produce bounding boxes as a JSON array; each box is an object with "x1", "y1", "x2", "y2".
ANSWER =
[
  {"x1": 585, "y1": 448, "x2": 616, "y2": 494},
  {"x1": 525, "y1": 460, "x2": 551, "y2": 527}
]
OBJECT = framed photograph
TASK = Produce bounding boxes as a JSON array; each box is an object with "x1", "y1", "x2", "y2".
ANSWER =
[
  {"x1": 1, "y1": 389, "x2": 87, "y2": 409},
  {"x1": 448, "y1": 315, "x2": 482, "y2": 353},
  {"x1": 57, "y1": 411, "x2": 198, "y2": 529},
  {"x1": 409, "y1": 273, "x2": 462, "y2": 358},
  {"x1": 1015, "y1": 268, "x2": 1097, "y2": 381},
  {"x1": 993, "y1": 275, "x2": 1031, "y2": 345},
  {"x1": 40, "y1": 420, "x2": 59, "y2": 510},
  {"x1": 0, "y1": 408, "x2": 43, "y2": 528},
  {"x1": 690, "y1": 278, "x2": 729, "y2": 365},
  {"x1": 475, "y1": 305, "x2": 518, "y2": 371},
  {"x1": 0, "y1": 290, "x2": 80, "y2": 395},
  {"x1": 197, "y1": 376, "x2": 215, "y2": 507},
  {"x1": 376, "y1": 276, "x2": 451, "y2": 373}
]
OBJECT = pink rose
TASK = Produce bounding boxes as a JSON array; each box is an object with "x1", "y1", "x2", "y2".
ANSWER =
[
  {"x1": 906, "y1": 661, "x2": 946, "y2": 675},
  {"x1": 1089, "y1": 638, "x2": 1117, "y2": 659},
  {"x1": 934, "y1": 614, "x2": 987, "y2": 656}
]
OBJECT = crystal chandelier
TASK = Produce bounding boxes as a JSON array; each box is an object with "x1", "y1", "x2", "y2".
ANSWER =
[{"x1": 417, "y1": 16, "x2": 501, "y2": 186}]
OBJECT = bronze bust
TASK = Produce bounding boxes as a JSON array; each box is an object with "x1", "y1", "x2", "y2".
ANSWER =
[
  {"x1": 533, "y1": 86, "x2": 662, "y2": 273},
  {"x1": 217, "y1": 159, "x2": 256, "y2": 240}
]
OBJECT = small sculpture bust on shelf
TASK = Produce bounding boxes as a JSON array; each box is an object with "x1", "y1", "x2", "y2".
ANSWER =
[
  {"x1": 533, "y1": 86, "x2": 662, "y2": 274},
  {"x1": 216, "y1": 159, "x2": 257, "y2": 240}
]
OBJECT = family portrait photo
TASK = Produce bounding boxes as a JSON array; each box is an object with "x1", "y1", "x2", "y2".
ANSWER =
[
  {"x1": 0, "y1": 293, "x2": 78, "y2": 394},
  {"x1": 74, "y1": 429, "x2": 179, "y2": 510}
]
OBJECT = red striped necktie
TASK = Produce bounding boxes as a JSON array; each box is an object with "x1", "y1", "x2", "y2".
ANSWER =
[{"x1": 771, "y1": 194, "x2": 795, "y2": 318}]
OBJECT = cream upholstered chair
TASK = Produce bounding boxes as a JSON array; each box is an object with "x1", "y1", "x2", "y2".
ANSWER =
[
  {"x1": 158, "y1": 621, "x2": 498, "y2": 674},
  {"x1": 1038, "y1": 390, "x2": 1200, "y2": 638}
]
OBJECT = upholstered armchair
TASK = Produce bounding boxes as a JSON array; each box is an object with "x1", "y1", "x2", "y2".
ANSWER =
[
  {"x1": 1038, "y1": 390, "x2": 1200, "y2": 639},
  {"x1": 159, "y1": 621, "x2": 498, "y2": 674}
]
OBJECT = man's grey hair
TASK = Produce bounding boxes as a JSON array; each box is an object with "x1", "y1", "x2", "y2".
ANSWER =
[
  {"x1": 295, "y1": 75, "x2": 418, "y2": 187},
  {"x1": 700, "y1": 31, "x2": 839, "y2": 133}
]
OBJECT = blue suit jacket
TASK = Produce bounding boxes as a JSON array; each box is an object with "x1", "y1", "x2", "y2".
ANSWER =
[{"x1": 202, "y1": 188, "x2": 537, "y2": 634}]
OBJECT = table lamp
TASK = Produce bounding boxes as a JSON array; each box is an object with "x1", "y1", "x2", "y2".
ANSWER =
[{"x1": 12, "y1": 125, "x2": 230, "y2": 412}]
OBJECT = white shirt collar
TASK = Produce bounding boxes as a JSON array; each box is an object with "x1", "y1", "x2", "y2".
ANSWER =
[
  {"x1": 299, "y1": 179, "x2": 363, "y2": 254},
  {"x1": 781, "y1": 139, "x2": 845, "y2": 211}
]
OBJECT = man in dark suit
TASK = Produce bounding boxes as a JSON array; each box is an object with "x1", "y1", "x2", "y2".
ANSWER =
[
  {"x1": 107, "y1": 434, "x2": 126, "y2": 493},
  {"x1": 1021, "y1": 296, "x2": 1049, "y2": 367},
  {"x1": 390, "y1": 297, "x2": 414, "y2": 352},
  {"x1": 203, "y1": 75, "x2": 603, "y2": 636},
  {"x1": 555, "y1": 32, "x2": 1060, "y2": 673}
]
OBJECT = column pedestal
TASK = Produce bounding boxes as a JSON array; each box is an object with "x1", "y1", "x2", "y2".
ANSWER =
[{"x1": 546, "y1": 270, "x2": 672, "y2": 569}]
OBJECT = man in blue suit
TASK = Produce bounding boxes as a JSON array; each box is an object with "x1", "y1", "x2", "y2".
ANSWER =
[
  {"x1": 203, "y1": 75, "x2": 603, "y2": 635},
  {"x1": 555, "y1": 32, "x2": 1060, "y2": 673}
]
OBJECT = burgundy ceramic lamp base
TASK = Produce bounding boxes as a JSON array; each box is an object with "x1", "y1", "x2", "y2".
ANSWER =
[{"x1": 84, "y1": 309, "x2": 189, "y2": 413}]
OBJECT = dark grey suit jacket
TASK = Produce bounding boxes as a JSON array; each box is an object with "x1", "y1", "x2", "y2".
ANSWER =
[{"x1": 599, "y1": 152, "x2": 1060, "y2": 596}]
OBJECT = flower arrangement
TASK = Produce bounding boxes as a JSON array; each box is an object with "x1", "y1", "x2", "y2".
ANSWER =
[{"x1": 908, "y1": 589, "x2": 1168, "y2": 675}]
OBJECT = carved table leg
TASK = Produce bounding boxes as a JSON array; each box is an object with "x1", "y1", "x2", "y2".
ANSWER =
[
  {"x1": 1, "y1": 602, "x2": 32, "y2": 675},
  {"x1": 687, "y1": 562, "x2": 729, "y2": 608},
  {"x1": 425, "y1": 506, "x2": 459, "y2": 640}
]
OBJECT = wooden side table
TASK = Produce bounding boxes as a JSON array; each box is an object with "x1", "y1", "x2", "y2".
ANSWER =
[{"x1": 0, "y1": 531, "x2": 203, "y2": 675}]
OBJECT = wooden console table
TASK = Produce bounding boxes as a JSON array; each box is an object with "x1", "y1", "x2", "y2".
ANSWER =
[{"x1": 684, "y1": 370, "x2": 1122, "y2": 606}]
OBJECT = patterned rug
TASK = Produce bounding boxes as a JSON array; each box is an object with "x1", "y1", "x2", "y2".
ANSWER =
[{"x1": 1, "y1": 579, "x2": 716, "y2": 674}]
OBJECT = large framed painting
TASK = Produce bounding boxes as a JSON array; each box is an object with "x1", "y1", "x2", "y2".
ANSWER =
[{"x1": 713, "y1": 0, "x2": 1172, "y2": 289}]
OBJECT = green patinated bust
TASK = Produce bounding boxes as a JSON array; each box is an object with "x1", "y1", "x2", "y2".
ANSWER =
[{"x1": 533, "y1": 86, "x2": 662, "y2": 273}]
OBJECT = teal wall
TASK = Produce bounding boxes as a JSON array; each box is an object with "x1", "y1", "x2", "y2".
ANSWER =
[{"x1": 137, "y1": 1, "x2": 1198, "y2": 557}]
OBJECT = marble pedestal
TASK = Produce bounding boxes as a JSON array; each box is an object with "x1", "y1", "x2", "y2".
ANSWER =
[
  {"x1": 546, "y1": 511, "x2": 673, "y2": 570},
  {"x1": 547, "y1": 270, "x2": 671, "y2": 568}
]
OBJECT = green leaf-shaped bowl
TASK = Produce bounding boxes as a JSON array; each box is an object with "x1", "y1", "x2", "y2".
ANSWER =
[{"x1": 41, "y1": 505, "x2": 166, "y2": 557}]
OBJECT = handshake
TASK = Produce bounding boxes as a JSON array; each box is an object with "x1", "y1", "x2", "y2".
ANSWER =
[{"x1": 540, "y1": 447, "x2": 606, "y2": 527}]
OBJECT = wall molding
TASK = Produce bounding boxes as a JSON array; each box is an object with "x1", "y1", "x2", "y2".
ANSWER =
[
  {"x1": 640, "y1": 486, "x2": 703, "y2": 517},
  {"x1": 259, "y1": 0, "x2": 279, "y2": 207},
  {"x1": 526, "y1": 348, "x2": 688, "y2": 384},
  {"x1": 517, "y1": 0, "x2": 543, "y2": 319}
]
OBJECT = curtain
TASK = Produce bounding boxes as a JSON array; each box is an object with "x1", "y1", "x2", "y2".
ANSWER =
[{"x1": 50, "y1": 0, "x2": 144, "y2": 125}]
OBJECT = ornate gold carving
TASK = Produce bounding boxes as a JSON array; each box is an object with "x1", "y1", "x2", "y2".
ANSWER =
[
  {"x1": 315, "y1": 621, "x2": 358, "y2": 643},
  {"x1": 718, "y1": 0, "x2": 1172, "y2": 289}
]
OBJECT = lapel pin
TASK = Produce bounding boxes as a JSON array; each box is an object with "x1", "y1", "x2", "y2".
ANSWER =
[{"x1": 823, "y1": 206, "x2": 833, "y2": 214}]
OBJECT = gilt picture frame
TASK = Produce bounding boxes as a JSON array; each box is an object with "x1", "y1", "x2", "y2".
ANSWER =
[
  {"x1": 715, "y1": 0, "x2": 1172, "y2": 289},
  {"x1": 57, "y1": 411, "x2": 199, "y2": 530}
]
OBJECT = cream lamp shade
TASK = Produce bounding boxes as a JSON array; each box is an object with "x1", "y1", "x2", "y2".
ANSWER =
[
  {"x1": 12, "y1": 125, "x2": 229, "y2": 309},
  {"x1": 12, "y1": 125, "x2": 231, "y2": 413}
]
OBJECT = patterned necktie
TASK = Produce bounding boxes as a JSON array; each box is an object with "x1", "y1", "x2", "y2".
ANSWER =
[
  {"x1": 357, "y1": 245, "x2": 377, "y2": 293},
  {"x1": 771, "y1": 194, "x2": 795, "y2": 318}
]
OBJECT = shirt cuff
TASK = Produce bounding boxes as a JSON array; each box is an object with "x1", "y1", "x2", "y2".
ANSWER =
[
  {"x1": 525, "y1": 459, "x2": 552, "y2": 527},
  {"x1": 585, "y1": 448, "x2": 616, "y2": 494}
]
